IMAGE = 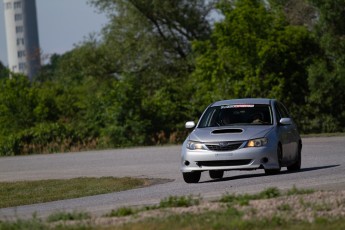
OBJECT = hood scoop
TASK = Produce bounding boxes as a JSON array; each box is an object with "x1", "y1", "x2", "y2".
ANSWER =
[{"x1": 212, "y1": 128, "x2": 243, "y2": 134}]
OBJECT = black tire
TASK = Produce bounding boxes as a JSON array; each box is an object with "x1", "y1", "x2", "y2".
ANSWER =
[
  {"x1": 183, "y1": 172, "x2": 201, "y2": 183},
  {"x1": 287, "y1": 144, "x2": 301, "y2": 171},
  {"x1": 209, "y1": 170, "x2": 224, "y2": 179},
  {"x1": 265, "y1": 145, "x2": 282, "y2": 175}
]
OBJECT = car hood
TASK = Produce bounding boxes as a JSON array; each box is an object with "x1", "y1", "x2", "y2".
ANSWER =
[{"x1": 189, "y1": 126, "x2": 274, "y2": 142}]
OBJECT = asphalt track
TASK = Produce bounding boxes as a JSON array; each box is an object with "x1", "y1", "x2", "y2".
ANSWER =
[{"x1": 0, "y1": 136, "x2": 344, "y2": 219}]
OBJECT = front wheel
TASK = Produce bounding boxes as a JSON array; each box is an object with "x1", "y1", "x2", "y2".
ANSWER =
[
  {"x1": 287, "y1": 144, "x2": 301, "y2": 171},
  {"x1": 183, "y1": 172, "x2": 201, "y2": 183},
  {"x1": 265, "y1": 145, "x2": 282, "y2": 175}
]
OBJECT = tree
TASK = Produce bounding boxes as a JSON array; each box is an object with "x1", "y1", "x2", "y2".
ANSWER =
[
  {"x1": 86, "y1": 0, "x2": 216, "y2": 142},
  {"x1": 269, "y1": 0, "x2": 317, "y2": 29},
  {"x1": 34, "y1": 54, "x2": 62, "y2": 82},
  {"x1": 0, "y1": 75, "x2": 35, "y2": 135},
  {"x1": 190, "y1": 0, "x2": 318, "y2": 125},
  {"x1": 0, "y1": 61, "x2": 9, "y2": 80},
  {"x1": 88, "y1": 0, "x2": 215, "y2": 81},
  {"x1": 303, "y1": 0, "x2": 345, "y2": 132},
  {"x1": 89, "y1": 0, "x2": 213, "y2": 56}
]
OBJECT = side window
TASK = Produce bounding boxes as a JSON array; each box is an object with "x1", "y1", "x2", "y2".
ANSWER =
[
  {"x1": 278, "y1": 103, "x2": 290, "y2": 118},
  {"x1": 274, "y1": 102, "x2": 290, "y2": 122},
  {"x1": 276, "y1": 102, "x2": 290, "y2": 120}
]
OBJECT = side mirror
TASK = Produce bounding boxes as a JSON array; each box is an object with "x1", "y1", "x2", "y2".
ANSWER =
[
  {"x1": 279, "y1": 118, "x2": 292, "y2": 125},
  {"x1": 185, "y1": 121, "x2": 196, "y2": 129}
]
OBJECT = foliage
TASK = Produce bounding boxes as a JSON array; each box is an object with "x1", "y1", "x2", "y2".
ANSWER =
[
  {"x1": 86, "y1": 0, "x2": 216, "y2": 145},
  {"x1": 0, "y1": 0, "x2": 344, "y2": 155},
  {"x1": 0, "y1": 61, "x2": 9, "y2": 79},
  {"x1": 0, "y1": 75, "x2": 35, "y2": 135},
  {"x1": 190, "y1": 0, "x2": 319, "y2": 129},
  {"x1": 304, "y1": 0, "x2": 345, "y2": 133},
  {"x1": 268, "y1": 0, "x2": 317, "y2": 28}
]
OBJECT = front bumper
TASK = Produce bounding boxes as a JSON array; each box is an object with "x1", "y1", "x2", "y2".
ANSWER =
[{"x1": 180, "y1": 143, "x2": 279, "y2": 173}]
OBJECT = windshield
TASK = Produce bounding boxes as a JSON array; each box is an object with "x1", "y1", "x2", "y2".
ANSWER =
[{"x1": 198, "y1": 104, "x2": 273, "y2": 128}]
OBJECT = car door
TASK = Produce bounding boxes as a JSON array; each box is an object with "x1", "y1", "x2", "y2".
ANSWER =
[{"x1": 275, "y1": 102, "x2": 296, "y2": 163}]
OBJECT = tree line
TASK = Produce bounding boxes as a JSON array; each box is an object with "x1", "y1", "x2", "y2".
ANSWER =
[{"x1": 0, "y1": 0, "x2": 344, "y2": 156}]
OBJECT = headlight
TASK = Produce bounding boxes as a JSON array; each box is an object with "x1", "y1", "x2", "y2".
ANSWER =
[
  {"x1": 186, "y1": 141, "x2": 207, "y2": 150},
  {"x1": 246, "y1": 138, "x2": 268, "y2": 147}
]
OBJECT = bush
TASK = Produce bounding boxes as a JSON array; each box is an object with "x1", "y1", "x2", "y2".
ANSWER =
[{"x1": 0, "y1": 123, "x2": 99, "y2": 156}]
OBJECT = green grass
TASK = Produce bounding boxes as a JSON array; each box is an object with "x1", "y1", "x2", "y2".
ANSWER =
[
  {"x1": 220, "y1": 186, "x2": 314, "y2": 206},
  {"x1": 158, "y1": 195, "x2": 201, "y2": 208},
  {"x1": 105, "y1": 187, "x2": 307, "y2": 219},
  {"x1": 220, "y1": 187, "x2": 281, "y2": 205},
  {"x1": 0, "y1": 177, "x2": 149, "y2": 208},
  {"x1": 0, "y1": 217, "x2": 47, "y2": 230},
  {"x1": 47, "y1": 211, "x2": 91, "y2": 222},
  {"x1": 105, "y1": 207, "x2": 136, "y2": 217},
  {"x1": 1, "y1": 214, "x2": 344, "y2": 230},
  {"x1": 277, "y1": 203, "x2": 292, "y2": 212},
  {"x1": 104, "y1": 195, "x2": 201, "y2": 217},
  {"x1": 286, "y1": 185, "x2": 314, "y2": 196},
  {"x1": 0, "y1": 216, "x2": 93, "y2": 230}
]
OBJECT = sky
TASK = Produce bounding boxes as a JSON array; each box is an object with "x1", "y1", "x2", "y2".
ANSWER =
[{"x1": 0, "y1": 0, "x2": 108, "y2": 66}]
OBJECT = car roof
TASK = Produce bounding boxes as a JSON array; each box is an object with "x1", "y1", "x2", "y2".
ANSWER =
[{"x1": 211, "y1": 98, "x2": 273, "y2": 107}]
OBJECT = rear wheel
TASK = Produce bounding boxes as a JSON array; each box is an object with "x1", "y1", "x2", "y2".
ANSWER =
[
  {"x1": 287, "y1": 144, "x2": 301, "y2": 171},
  {"x1": 265, "y1": 145, "x2": 282, "y2": 175},
  {"x1": 209, "y1": 170, "x2": 224, "y2": 179},
  {"x1": 183, "y1": 172, "x2": 201, "y2": 183}
]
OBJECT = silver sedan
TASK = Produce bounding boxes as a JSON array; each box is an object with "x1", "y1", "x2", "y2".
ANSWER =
[{"x1": 181, "y1": 98, "x2": 302, "y2": 183}]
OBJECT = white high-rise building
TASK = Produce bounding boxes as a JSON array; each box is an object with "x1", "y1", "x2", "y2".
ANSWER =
[{"x1": 3, "y1": 0, "x2": 40, "y2": 80}]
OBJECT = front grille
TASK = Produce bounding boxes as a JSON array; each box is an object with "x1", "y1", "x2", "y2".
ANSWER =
[
  {"x1": 206, "y1": 142, "x2": 243, "y2": 151},
  {"x1": 197, "y1": 160, "x2": 252, "y2": 167}
]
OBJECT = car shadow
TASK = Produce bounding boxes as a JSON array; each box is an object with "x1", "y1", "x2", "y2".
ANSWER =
[{"x1": 199, "y1": 164, "x2": 340, "y2": 184}]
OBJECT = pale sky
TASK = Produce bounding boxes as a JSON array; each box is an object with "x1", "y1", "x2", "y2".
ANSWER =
[{"x1": 0, "y1": 0, "x2": 108, "y2": 66}]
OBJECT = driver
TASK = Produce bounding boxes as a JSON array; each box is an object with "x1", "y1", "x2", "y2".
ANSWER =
[
  {"x1": 219, "y1": 111, "x2": 231, "y2": 125},
  {"x1": 251, "y1": 112, "x2": 264, "y2": 124}
]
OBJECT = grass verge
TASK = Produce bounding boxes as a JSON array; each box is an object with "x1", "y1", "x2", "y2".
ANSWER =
[
  {"x1": 110, "y1": 212, "x2": 345, "y2": 230},
  {"x1": 1, "y1": 187, "x2": 344, "y2": 230},
  {"x1": 0, "y1": 177, "x2": 150, "y2": 208},
  {"x1": 1, "y1": 211, "x2": 345, "y2": 230},
  {"x1": 47, "y1": 211, "x2": 91, "y2": 223},
  {"x1": 105, "y1": 195, "x2": 201, "y2": 217},
  {"x1": 220, "y1": 186, "x2": 314, "y2": 205}
]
